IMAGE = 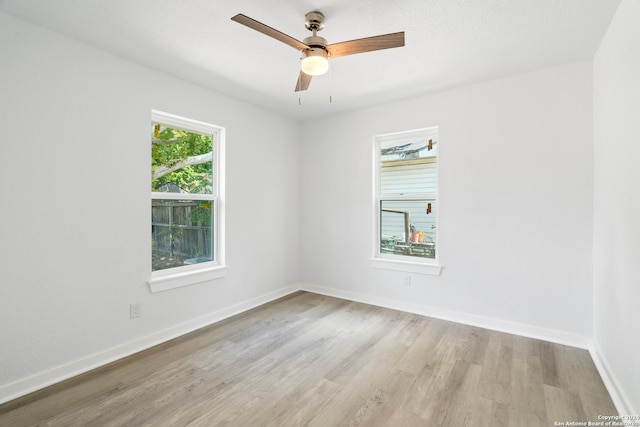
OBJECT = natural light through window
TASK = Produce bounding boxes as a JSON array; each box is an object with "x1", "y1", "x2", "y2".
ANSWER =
[
  {"x1": 373, "y1": 127, "x2": 440, "y2": 274},
  {"x1": 149, "y1": 111, "x2": 225, "y2": 291}
]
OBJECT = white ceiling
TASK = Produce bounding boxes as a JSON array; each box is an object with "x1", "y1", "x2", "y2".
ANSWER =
[{"x1": 0, "y1": 0, "x2": 620, "y2": 121}]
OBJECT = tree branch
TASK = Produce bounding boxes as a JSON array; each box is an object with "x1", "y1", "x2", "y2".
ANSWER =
[
  {"x1": 153, "y1": 152, "x2": 212, "y2": 180},
  {"x1": 152, "y1": 137, "x2": 179, "y2": 146}
]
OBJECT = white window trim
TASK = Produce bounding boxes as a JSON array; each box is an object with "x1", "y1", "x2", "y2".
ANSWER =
[
  {"x1": 148, "y1": 264, "x2": 228, "y2": 293},
  {"x1": 372, "y1": 127, "x2": 442, "y2": 276},
  {"x1": 148, "y1": 110, "x2": 226, "y2": 293},
  {"x1": 369, "y1": 258, "x2": 442, "y2": 276}
]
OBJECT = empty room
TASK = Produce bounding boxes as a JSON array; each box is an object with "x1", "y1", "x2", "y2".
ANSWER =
[{"x1": 0, "y1": 0, "x2": 638, "y2": 426}]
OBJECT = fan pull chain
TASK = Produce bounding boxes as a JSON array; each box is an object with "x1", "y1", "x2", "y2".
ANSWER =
[{"x1": 328, "y1": 59, "x2": 333, "y2": 104}]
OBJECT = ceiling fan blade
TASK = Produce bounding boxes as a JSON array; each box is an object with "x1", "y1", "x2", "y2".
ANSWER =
[
  {"x1": 231, "y1": 14, "x2": 309, "y2": 51},
  {"x1": 327, "y1": 32, "x2": 405, "y2": 58},
  {"x1": 295, "y1": 71, "x2": 312, "y2": 92}
]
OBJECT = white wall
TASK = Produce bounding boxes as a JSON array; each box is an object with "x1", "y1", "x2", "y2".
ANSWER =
[
  {"x1": 300, "y1": 61, "x2": 594, "y2": 344},
  {"x1": 593, "y1": 0, "x2": 640, "y2": 416},
  {"x1": 0, "y1": 12, "x2": 300, "y2": 403}
]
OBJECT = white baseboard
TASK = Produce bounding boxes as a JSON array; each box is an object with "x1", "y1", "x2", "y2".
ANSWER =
[
  {"x1": 299, "y1": 282, "x2": 590, "y2": 349},
  {"x1": 589, "y1": 342, "x2": 639, "y2": 420},
  {"x1": 0, "y1": 284, "x2": 299, "y2": 405}
]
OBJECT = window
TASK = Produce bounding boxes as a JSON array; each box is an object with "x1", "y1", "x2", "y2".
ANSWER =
[
  {"x1": 373, "y1": 127, "x2": 441, "y2": 274},
  {"x1": 149, "y1": 111, "x2": 225, "y2": 292}
]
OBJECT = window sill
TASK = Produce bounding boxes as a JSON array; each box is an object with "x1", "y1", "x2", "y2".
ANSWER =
[
  {"x1": 370, "y1": 258, "x2": 442, "y2": 276},
  {"x1": 148, "y1": 264, "x2": 228, "y2": 293}
]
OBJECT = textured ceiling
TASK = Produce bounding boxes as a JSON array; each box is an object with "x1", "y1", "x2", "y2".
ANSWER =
[{"x1": 0, "y1": 0, "x2": 620, "y2": 120}]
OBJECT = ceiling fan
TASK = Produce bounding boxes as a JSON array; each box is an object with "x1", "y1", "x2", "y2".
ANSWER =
[{"x1": 231, "y1": 11, "x2": 405, "y2": 92}]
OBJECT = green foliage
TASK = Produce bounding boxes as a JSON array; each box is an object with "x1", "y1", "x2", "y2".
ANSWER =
[
  {"x1": 189, "y1": 201, "x2": 212, "y2": 226},
  {"x1": 151, "y1": 124, "x2": 213, "y2": 194}
]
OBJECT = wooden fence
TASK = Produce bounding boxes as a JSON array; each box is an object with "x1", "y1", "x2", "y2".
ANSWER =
[{"x1": 152, "y1": 200, "x2": 212, "y2": 260}]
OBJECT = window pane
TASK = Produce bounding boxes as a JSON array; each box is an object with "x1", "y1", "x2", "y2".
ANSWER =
[
  {"x1": 152, "y1": 199, "x2": 213, "y2": 271},
  {"x1": 380, "y1": 136, "x2": 437, "y2": 161},
  {"x1": 380, "y1": 199, "x2": 436, "y2": 259},
  {"x1": 380, "y1": 158, "x2": 437, "y2": 195},
  {"x1": 151, "y1": 123, "x2": 214, "y2": 195},
  {"x1": 380, "y1": 137, "x2": 437, "y2": 196}
]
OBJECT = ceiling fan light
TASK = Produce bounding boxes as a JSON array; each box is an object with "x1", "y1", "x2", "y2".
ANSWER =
[{"x1": 301, "y1": 48, "x2": 329, "y2": 76}]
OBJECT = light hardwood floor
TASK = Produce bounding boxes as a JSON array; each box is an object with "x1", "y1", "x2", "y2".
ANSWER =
[{"x1": 0, "y1": 291, "x2": 617, "y2": 426}]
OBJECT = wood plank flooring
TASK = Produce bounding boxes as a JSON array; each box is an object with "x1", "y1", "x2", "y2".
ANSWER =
[{"x1": 0, "y1": 291, "x2": 618, "y2": 426}]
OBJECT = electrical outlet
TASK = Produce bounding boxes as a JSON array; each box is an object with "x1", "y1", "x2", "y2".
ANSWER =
[
  {"x1": 130, "y1": 303, "x2": 141, "y2": 319},
  {"x1": 403, "y1": 275, "x2": 412, "y2": 287}
]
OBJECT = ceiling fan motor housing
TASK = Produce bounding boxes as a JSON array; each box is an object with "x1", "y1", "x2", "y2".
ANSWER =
[{"x1": 303, "y1": 35, "x2": 328, "y2": 48}]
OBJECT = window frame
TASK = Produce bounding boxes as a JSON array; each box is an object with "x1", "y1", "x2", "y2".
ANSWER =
[
  {"x1": 148, "y1": 110, "x2": 226, "y2": 292},
  {"x1": 371, "y1": 127, "x2": 442, "y2": 276}
]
